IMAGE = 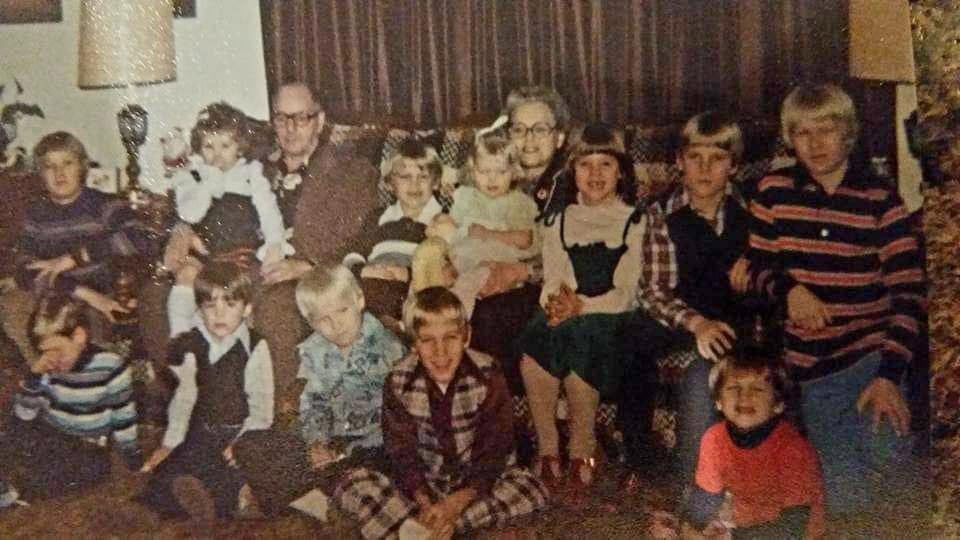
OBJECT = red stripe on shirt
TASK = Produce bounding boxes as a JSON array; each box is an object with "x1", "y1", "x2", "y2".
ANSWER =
[
  {"x1": 775, "y1": 205, "x2": 876, "y2": 229},
  {"x1": 790, "y1": 269, "x2": 881, "y2": 287}
]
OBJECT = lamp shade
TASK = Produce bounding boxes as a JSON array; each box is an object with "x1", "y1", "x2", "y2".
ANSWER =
[
  {"x1": 78, "y1": 0, "x2": 177, "y2": 89},
  {"x1": 848, "y1": 0, "x2": 915, "y2": 83}
]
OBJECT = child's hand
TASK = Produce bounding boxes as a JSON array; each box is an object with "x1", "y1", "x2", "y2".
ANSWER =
[
  {"x1": 141, "y1": 446, "x2": 174, "y2": 473},
  {"x1": 431, "y1": 214, "x2": 456, "y2": 227},
  {"x1": 419, "y1": 489, "x2": 473, "y2": 539},
  {"x1": 28, "y1": 254, "x2": 77, "y2": 288},
  {"x1": 857, "y1": 377, "x2": 912, "y2": 436},
  {"x1": 786, "y1": 284, "x2": 831, "y2": 330},
  {"x1": 467, "y1": 223, "x2": 492, "y2": 241},
  {"x1": 174, "y1": 258, "x2": 202, "y2": 287},
  {"x1": 361, "y1": 263, "x2": 409, "y2": 282},
  {"x1": 262, "y1": 243, "x2": 284, "y2": 267},
  {"x1": 222, "y1": 444, "x2": 237, "y2": 467},
  {"x1": 728, "y1": 257, "x2": 750, "y2": 294},
  {"x1": 308, "y1": 442, "x2": 337, "y2": 470},
  {"x1": 32, "y1": 340, "x2": 76, "y2": 374},
  {"x1": 163, "y1": 224, "x2": 207, "y2": 275},
  {"x1": 686, "y1": 315, "x2": 736, "y2": 361},
  {"x1": 73, "y1": 287, "x2": 128, "y2": 323},
  {"x1": 546, "y1": 284, "x2": 582, "y2": 326}
]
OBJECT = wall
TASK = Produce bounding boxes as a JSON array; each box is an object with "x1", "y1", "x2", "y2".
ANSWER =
[{"x1": 0, "y1": 0, "x2": 269, "y2": 192}]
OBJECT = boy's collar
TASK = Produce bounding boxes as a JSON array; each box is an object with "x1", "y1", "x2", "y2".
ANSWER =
[
  {"x1": 301, "y1": 311, "x2": 372, "y2": 353},
  {"x1": 794, "y1": 156, "x2": 872, "y2": 194},
  {"x1": 414, "y1": 348, "x2": 485, "y2": 390},
  {"x1": 662, "y1": 182, "x2": 743, "y2": 217},
  {"x1": 379, "y1": 195, "x2": 443, "y2": 226},
  {"x1": 725, "y1": 415, "x2": 781, "y2": 449},
  {"x1": 197, "y1": 320, "x2": 251, "y2": 353}
]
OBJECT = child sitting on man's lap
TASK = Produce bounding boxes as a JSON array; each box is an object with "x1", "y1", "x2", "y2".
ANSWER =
[{"x1": 681, "y1": 347, "x2": 825, "y2": 539}]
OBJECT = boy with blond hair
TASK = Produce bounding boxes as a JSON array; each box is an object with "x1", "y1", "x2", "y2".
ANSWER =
[
  {"x1": 336, "y1": 287, "x2": 547, "y2": 539},
  {"x1": 621, "y1": 111, "x2": 757, "y2": 488},
  {"x1": 730, "y1": 83, "x2": 926, "y2": 521},
  {"x1": 232, "y1": 263, "x2": 404, "y2": 523},
  {"x1": 1, "y1": 131, "x2": 156, "y2": 364}
]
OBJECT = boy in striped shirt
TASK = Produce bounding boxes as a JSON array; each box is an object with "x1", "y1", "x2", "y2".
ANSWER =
[
  {"x1": 1, "y1": 294, "x2": 140, "y2": 502},
  {"x1": 730, "y1": 84, "x2": 926, "y2": 522}
]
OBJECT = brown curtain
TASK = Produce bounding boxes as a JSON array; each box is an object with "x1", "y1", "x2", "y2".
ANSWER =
[{"x1": 260, "y1": 0, "x2": 848, "y2": 126}]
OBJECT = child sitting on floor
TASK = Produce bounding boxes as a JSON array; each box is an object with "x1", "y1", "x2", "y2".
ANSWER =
[
  {"x1": 430, "y1": 130, "x2": 539, "y2": 312},
  {"x1": 681, "y1": 347, "x2": 825, "y2": 539},
  {"x1": 334, "y1": 286, "x2": 547, "y2": 540},
  {"x1": 231, "y1": 263, "x2": 405, "y2": 523},
  {"x1": 171, "y1": 102, "x2": 287, "y2": 269},
  {"x1": 139, "y1": 261, "x2": 274, "y2": 525},
  {"x1": 0, "y1": 294, "x2": 140, "y2": 503}
]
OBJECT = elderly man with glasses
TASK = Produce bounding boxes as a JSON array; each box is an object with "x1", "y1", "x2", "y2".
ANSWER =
[{"x1": 142, "y1": 83, "x2": 379, "y2": 421}]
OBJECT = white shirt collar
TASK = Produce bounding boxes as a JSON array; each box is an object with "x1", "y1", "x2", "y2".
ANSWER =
[
  {"x1": 196, "y1": 319, "x2": 251, "y2": 364},
  {"x1": 378, "y1": 195, "x2": 443, "y2": 226}
]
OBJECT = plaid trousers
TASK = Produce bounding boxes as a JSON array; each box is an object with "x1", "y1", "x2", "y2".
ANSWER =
[{"x1": 335, "y1": 465, "x2": 547, "y2": 539}]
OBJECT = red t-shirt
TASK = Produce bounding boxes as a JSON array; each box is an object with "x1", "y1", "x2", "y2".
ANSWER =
[{"x1": 695, "y1": 419, "x2": 826, "y2": 538}]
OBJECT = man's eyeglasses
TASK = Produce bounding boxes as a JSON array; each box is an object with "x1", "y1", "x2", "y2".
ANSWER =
[
  {"x1": 273, "y1": 111, "x2": 318, "y2": 128},
  {"x1": 508, "y1": 123, "x2": 556, "y2": 140}
]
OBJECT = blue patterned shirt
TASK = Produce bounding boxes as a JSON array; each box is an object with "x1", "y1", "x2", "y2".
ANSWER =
[{"x1": 297, "y1": 312, "x2": 404, "y2": 454}]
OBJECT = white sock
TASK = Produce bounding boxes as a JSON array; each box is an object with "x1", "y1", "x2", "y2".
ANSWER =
[
  {"x1": 398, "y1": 517, "x2": 431, "y2": 540},
  {"x1": 289, "y1": 488, "x2": 329, "y2": 521}
]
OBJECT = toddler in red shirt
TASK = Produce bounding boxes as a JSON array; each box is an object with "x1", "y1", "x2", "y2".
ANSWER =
[{"x1": 682, "y1": 347, "x2": 825, "y2": 539}]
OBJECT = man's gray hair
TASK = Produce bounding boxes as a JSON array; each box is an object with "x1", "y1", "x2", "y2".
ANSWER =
[
  {"x1": 502, "y1": 85, "x2": 571, "y2": 130},
  {"x1": 272, "y1": 81, "x2": 323, "y2": 113}
]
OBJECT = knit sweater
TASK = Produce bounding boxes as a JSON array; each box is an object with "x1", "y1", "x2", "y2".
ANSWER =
[
  {"x1": 744, "y1": 163, "x2": 925, "y2": 382},
  {"x1": 14, "y1": 187, "x2": 157, "y2": 295},
  {"x1": 14, "y1": 344, "x2": 139, "y2": 456}
]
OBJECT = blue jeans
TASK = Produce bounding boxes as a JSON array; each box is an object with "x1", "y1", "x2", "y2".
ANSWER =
[
  {"x1": 676, "y1": 353, "x2": 718, "y2": 484},
  {"x1": 799, "y1": 351, "x2": 919, "y2": 516}
]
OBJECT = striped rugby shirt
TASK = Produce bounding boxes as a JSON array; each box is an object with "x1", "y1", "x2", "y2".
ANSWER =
[
  {"x1": 745, "y1": 163, "x2": 925, "y2": 382},
  {"x1": 14, "y1": 344, "x2": 138, "y2": 454}
]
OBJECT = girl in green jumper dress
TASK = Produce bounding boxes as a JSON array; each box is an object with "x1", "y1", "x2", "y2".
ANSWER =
[{"x1": 518, "y1": 123, "x2": 642, "y2": 504}]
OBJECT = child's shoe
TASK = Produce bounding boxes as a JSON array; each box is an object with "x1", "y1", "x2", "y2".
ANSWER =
[
  {"x1": 171, "y1": 475, "x2": 215, "y2": 529},
  {"x1": 564, "y1": 457, "x2": 596, "y2": 508},
  {"x1": 530, "y1": 455, "x2": 563, "y2": 495}
]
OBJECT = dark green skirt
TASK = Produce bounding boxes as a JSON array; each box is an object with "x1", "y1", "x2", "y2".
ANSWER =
[{"x1": 517, "y1": 308, "x2": 632, "y2": 399}]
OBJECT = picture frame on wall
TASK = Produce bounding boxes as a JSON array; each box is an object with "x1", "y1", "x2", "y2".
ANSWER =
[
  {"x1": 0, "y1": 0, "x2": 61, "y2": 24},
  {"x1": 174, "y1": 0, "x2": 195, "y2": 18}
]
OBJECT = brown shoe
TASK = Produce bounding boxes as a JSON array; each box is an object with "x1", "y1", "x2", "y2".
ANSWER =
[
  {"x1": 564, "y1": 457, "x2": 596, "y2": 507},
  {"x1": 621, "y1": 470, "x2": 642, "y2": 495},
  {"x1": 531, "y1": 455, "x2": 563, "y2": 495},
  {"x1": 172, "y1": 475, "x2": 215, "y2": 529}
]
